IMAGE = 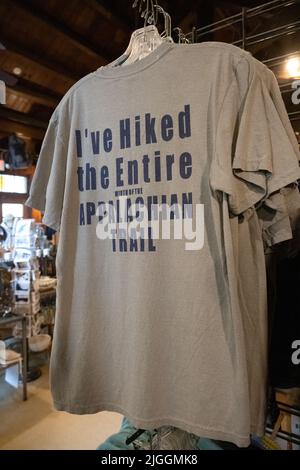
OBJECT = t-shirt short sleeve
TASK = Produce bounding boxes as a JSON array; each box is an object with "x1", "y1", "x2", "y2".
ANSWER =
[
  {"x1": 257, "y1": 184, "x2": 300, "y2": 247},
  {"x1": 211, "y1": 54, "x2": 300, "y2": 216},
  {"x1": 257, "y1": 190, "x2": 292, "y2": 247},
  {"x1": 26, "y1": 111, "x2": 67, "y2": 231}
]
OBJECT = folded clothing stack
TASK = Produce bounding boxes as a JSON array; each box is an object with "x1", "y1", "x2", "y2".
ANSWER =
[
  {"x1": 0, "y1": 343, "x2": 21, "y2": 366},
  {"x1": 39, "y1": 276, "x2": 56, "y2": 292}
]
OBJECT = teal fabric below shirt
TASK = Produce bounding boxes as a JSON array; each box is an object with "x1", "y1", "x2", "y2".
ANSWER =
[{"x1": 97, "y1": 417, "x2": 223, "y2": 450}]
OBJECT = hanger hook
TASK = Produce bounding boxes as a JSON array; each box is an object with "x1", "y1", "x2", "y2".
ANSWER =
[
  {"x1": 133, "y1": 0, "x2": 173, "y2": 39},
  {"x1": 173, "y1": 27, "x2": 188, "y2": 44},
  {"x1": 133, "y1": 0, "x2": 158, "y2": 27},
  {"x1": 153, "y1": 3, "x2": 172, "y2": 38},
  {"x1": 145, "y1": 0, "x2": 157, "y2": 27}
]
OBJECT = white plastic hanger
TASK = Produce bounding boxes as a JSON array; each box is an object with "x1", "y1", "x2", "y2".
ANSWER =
[
  {"x1": 155, "y1": 5, "x2": 172, "y2": 41},
  {"x1": 109, "y1": 0, "x2": 173, "y2": 68},
  {"x1": 122, "y1": 24, "x2": 164, "y2": 65}
]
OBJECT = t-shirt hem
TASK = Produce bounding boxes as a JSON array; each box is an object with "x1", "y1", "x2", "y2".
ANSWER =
[
  {"x1": 53, "y1": 400, "x2": 250, "y2": 448},
  {"x1": 250, "y1": 422, "x2": 265, "y2": 437},
  {"x1": 25, "y1": 196, "x2": 45, "y2": 213},
  {"x1": 41, "y1": 216, "x2": 60, "y2": 232},
  {"x1": 25, "y1": 197, "x2": 60, "y2": 231}
]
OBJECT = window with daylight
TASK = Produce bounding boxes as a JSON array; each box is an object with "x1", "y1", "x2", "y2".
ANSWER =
[
  {"x1": 0, "y1": 174, "x2": 28, "y2": 194},
  {"x1": 2, "y1": 203, "x2": 24, "y2": 218}
]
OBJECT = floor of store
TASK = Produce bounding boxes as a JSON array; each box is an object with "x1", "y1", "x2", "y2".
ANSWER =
[{"x1": 0, "y1": 365, "x2": 122, "y2": 450}]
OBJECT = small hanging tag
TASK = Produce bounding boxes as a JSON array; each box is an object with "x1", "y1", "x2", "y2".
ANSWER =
[{"x1": 0, "y1": 80, "x2": 6, "y2": 104}]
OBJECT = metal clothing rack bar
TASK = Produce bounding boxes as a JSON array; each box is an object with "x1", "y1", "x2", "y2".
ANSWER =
[
  {"x1": 280, "y1": 80, "x2": 298, "y2": 89},
  {"x1": 246, "y1": 18, "x2": 300, "y2": 41},
  {"x1": 282, "y1": 89, "x2": 298, "y2": 95},
  {"x1": 241, "y1": 8, "x2": 246, "y2": 50},
  {"x1": 247, "y1": 0, "x2": 298, "y2": 18},
  {"x1": 190, "y1": 12, "x2": 242, "y2": 35},
  {"x1": 233, "y1": 22, "x2": 300, "y2": 47},
  {"x1": 190, "y1": 16, "x2": 241, "y2": 40},
  {"x1": 288, "y1": 110, "x2": 300, "y2": 120},
  {"x1": 186, "y1": 0, "x2": 299, "y2": 41},
  {"x1": 263, "y1": 51, "x2": 300, "y2": 66},
  {"x1": 277, "y1": 401, "x2": 300, "y2": 416},
  {"x1": 186, "y1": 0, "x2": 300, "y2": 126},
  {"x1": 266, "y1": 397, "x2": 300, "y2": 446},
  {"x1": 265, "y1": 426, "x2": 300, "y2": 445}
]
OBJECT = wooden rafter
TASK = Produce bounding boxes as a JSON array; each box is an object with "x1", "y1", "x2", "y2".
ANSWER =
[
  {"x1": 2, "y1": 37, "x2": 80, "y2": 82},
  {"x1": 86, "y1": 0, "x2": 131, "y2": 34},
  {"x1": 171, "y1": 0, "x2": 197, "y2": 28},
  {"x1": 0, "y1": 106, "x2": 47, "y2": 130},
  {"x1": 3, "y1": 0, "x2": 109, "y2": 64},
  {"x1": 7, "y1": 77, "x2": 62, "y2": 108},
  {"x1": 0, "y1": 118, "x2": 45, "y2": 140}
]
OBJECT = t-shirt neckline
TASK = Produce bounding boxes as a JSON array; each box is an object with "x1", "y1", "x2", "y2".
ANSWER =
[{"x1": 95, "y1": 41, "x2": 174, "y2": 78}]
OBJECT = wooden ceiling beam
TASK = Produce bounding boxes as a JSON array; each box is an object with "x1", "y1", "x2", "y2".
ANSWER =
[
  {"x1": 216, "y1": 0, "x2": 250, "y2": 10},
  {"x1": 86, "y1": 0, "x2": 131, "y2": 34},
  {"x1": 7, "y1": 77, "x2": 61, "y2": 108},
  {"x1": 0, "y1": 70, "x2": 17, "y2": 87},
  {"x1": 9, "y1": 0, "x2": 109, "y2": 64},
  {"x1": 0, "y1": 117, "x2": 45, "y2": 140},
  {"x1": 2, "y1": 37, "x2": 80, "y2": 82},
  {"x1": 0, "y1": 106, "x2": 47, "y2": 130}
]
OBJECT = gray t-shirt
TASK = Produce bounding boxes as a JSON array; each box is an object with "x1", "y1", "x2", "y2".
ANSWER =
[{"x1": 26, "y1": 42, "x2": 300, "y2": 447}]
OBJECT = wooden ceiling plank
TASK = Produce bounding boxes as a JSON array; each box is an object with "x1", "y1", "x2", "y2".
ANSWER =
[
  {"x1": 8, "y1": 0, "x2": 108, "y2": 63},
  {"x1": 0, "y1": 106, "x2": 47, "y2": 130},
  {"x1": 216, "y1": 0, "x2": 250, "y2": 10},
  {"x1": 86, "y1": 0, "x2": 131, "y2": 34},
  {"x1": 2, "y1": 37, "x2": 80, "y2": 82},
  {"x1": 7, "y1": 78, "x2": 61, "y2": 108},
  {"x1": 0, "y1": 117, "x2": 44, "y2": 140}
]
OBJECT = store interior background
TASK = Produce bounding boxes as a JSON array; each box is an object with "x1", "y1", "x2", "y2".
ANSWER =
[{"x1": 0, "y1": 0, "x2": 300, "y2": 450}]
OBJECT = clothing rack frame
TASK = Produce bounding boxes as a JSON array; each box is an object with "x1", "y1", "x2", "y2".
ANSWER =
[
  {"x1": 186, "y1": 0, "x2": 299, "y2": 47},
  {"x1": 185, "y1": 0, "x2": 300, "y2": 123},
  {"x1": 266, "y1": 400, "x2": 300, "y2": 446}
]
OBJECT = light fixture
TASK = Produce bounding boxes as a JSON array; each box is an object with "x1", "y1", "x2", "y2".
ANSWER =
[
  {"x1": 285, "y1": 56, "x2": 300, "y2": 78},
  {"x1": 12, "y1": 66, "x2": 22, "y2": 76}
]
